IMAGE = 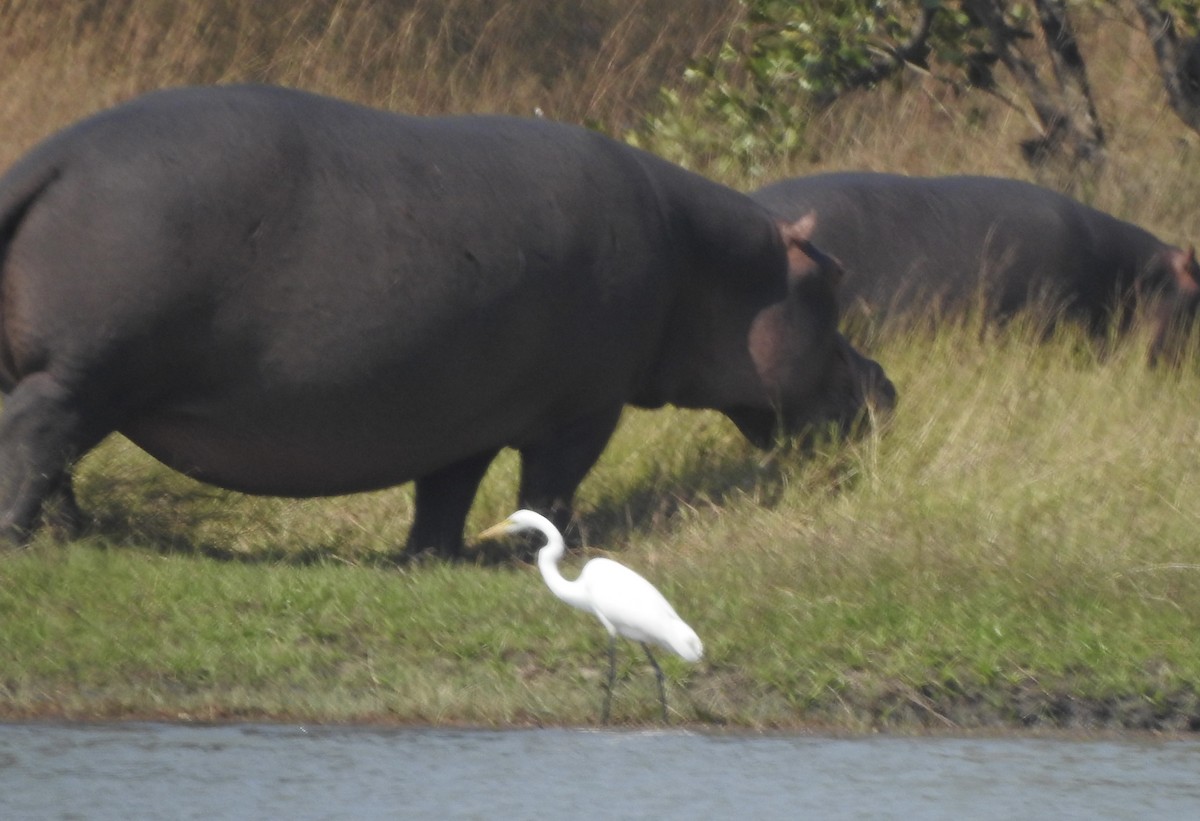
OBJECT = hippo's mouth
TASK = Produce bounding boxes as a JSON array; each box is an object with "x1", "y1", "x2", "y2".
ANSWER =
[
  {"x1": 722, "y1": 406, "x2": 782, "y2": 450},
  {"x1": 723, "y1": 404, "x2": 854, "y2": 450},
  {"x1": 722, "y1": 365, "x2": 896, "y2": 450}
]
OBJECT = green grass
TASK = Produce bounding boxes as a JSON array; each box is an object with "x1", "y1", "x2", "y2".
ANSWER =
[{"x1": 3, "y1": 319, "x2": 1200, "y2": 730}]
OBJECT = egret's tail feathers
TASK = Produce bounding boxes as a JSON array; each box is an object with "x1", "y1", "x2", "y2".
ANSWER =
[{"x1": 666, "y1": 621, "x2": 703, "y2": 662}]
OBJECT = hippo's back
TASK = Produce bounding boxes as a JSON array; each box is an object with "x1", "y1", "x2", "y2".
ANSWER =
[{"x1": 752, "y1": 172, "x2": 1150, "y2": 324}]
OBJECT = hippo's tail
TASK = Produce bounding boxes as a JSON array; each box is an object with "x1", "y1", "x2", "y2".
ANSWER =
[
  {"x1": 0, "y1": 154, "x2": 59, "y2": 248},
  {"x1": 0, "y1": 156, "x2": 61, "y2": 393}
]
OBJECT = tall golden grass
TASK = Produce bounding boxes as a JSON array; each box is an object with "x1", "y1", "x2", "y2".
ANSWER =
[
  {"x1": 0, "y1": 1, "x2": 735, "y2": 158},
  {"x1": 3, "y1": 2, "x2": 1195, "y2": 241}
]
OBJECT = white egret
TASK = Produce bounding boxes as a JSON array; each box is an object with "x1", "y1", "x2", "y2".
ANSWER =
[{"x1": 479, "y1": 509, "x2": 703, "y2": 724}]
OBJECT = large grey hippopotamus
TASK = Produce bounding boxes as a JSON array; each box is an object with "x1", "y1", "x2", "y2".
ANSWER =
[
  {"x1": 0, "y1": 85, "x2": 894, "y2": 556},
  {"x1": 751, "y1": 172, "x2": 1200, "y2": 359}
]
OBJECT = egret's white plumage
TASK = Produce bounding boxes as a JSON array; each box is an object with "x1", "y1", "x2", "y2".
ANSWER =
[{"x1": 479, "y1": 509, "x2": 702, "y2": 723}]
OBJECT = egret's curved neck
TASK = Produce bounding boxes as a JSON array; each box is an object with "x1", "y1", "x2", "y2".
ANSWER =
[{"x1": 536, "y1": 529, "x2": 591, "y2": 613}]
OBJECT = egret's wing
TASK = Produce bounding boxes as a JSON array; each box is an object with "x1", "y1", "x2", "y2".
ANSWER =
[{"x1": 579, "y1": 558, "x2": 700, "y2": 659}]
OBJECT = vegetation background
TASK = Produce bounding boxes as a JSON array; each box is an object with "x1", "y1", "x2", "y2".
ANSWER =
[{"x1": 1, "y1": 0, "x2": 1199, "y2": 731}]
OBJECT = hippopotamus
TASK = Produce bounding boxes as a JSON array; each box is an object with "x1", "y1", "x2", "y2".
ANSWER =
[
  {"x1": 751, "y1": 172, "x2": 1200, "y2": 359},
  {"x1": 0, "y1": 84, "x2": 894, "y2": 556}
]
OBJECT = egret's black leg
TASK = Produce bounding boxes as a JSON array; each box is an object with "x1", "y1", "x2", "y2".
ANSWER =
[
  {"x1": 601, "y1": 635, "x2": 617, "y2": 725},
  {"x1": 642, "y1": 643, "x2": 668, "y2": 723}
]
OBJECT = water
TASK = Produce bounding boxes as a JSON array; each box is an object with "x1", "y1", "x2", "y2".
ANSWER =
[{"x1": 3, "y1": 722, "x2": 1199, "y2": 820}]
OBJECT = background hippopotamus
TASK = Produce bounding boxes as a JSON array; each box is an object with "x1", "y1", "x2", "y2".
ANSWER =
[
  {"x1": 0, "y1": 84, "x2": 894, "y2": 556},
  {"x1": 751, "y1": 172, "x2": 1200, "y2": 359}
]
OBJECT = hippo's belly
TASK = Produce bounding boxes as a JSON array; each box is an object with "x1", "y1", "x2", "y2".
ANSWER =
[{"x1": 116, "y1": 363, "x2": 623, "y2": 496}]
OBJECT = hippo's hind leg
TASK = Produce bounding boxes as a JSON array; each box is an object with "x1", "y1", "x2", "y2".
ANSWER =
[
  {"x1": 517, "y1": 405, "x2": 623, "y2": 543},
  {"x1": 406, "y1": 448, "x2": 501, "y2": 559},
  {"x1": 43, "y1": 469, "x2": 86, "y2": 539},
  {"x1": 0, "y1": 373, "x2": 103, "y2": 544}
]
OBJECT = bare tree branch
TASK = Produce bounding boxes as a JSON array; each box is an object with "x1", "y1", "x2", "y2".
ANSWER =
[
  {"x1": 1033, "y1": 0, "x2": 1104, "y2": 161},
  {"x1": 838, "y1": 6, "x2": 940, "y2": 93},
  {"x1": 1132, "y1": 0, "x2": 1200, "y2": 133},
  {"x1": 963, "y1": 0, "x2": 1103, "y2": 167}
]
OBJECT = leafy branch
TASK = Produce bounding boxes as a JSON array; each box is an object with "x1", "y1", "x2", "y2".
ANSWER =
[{"x1": 632, "y1": 1, "x2": 1200, "y2": 176}]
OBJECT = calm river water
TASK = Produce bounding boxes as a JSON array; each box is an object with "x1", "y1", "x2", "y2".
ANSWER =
[{"x1": 2, "y1": 722, "x2": 1199, "y2": 819}]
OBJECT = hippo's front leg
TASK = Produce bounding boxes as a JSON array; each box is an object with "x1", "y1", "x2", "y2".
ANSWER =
[
  {"x1": 517, "y1": 406, "x2": 624, "y2": 544},
  {"x1": 405, "y1": 448, "x2": 501, "y2": 559}
]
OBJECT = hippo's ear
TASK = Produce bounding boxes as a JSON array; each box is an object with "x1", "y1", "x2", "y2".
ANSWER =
[
  {"x1": 1172, "y1": 246, "x2": 1200, "y2": 294},
  {"x1": 781, "y1": 211, "x2": 818, "y2": 244},
  {"x1": 779, "y1": 211, "x2": 842, "y2": 291}
]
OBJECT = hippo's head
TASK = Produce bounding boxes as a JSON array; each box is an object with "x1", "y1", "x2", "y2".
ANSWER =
[
  {"x1": 720, "y1": 214, "x2": 897, "y2": 448},
  {"x1": 1147, "y1": 246, "x2": 1200, "y2": 367}
]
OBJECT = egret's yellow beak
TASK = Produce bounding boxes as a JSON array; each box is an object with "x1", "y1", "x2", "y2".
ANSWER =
[{"x1": 476, "y1": 518, "x2": 515, "y2": 542}]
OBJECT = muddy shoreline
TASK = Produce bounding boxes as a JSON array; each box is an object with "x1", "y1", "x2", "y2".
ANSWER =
[{"x1": 5, "y1": 682, "x2": 1199, "y2": 737}]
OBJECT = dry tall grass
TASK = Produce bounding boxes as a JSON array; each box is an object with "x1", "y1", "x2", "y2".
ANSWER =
[
  {"x1": 4, "y1": 2, "x2": 1196, "y2": 242},
  {"x1": 0, "y1": 0, "x2": 735, "y2": 162}
]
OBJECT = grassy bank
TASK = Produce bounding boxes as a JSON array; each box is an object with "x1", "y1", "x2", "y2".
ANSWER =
[
  {"x1": 2, "y1": 2, "x2": 1200, "y2": 732},
  {"x1": 3, "y1": 319, "x2": 1199, "y2": 731}
]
